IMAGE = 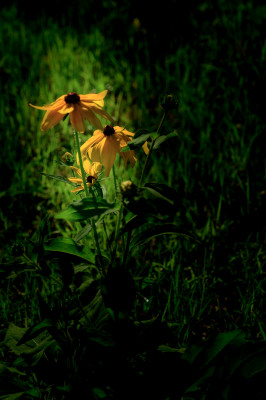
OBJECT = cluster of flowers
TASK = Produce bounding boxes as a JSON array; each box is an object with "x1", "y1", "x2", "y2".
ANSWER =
[{"x1": 30, "y1": 90, "x2": 148, "y2": 192}]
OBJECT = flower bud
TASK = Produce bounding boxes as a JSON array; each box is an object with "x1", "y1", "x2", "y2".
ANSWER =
[
  {"x1": 62, "y1": 152, "x2": 74, "y2": 165},
  {"x1": 120, "y1": 180, "x2": 138, "y2": 198},
  {"x1": 160, "y1": 93, "x2": 179, "y2": 112}
]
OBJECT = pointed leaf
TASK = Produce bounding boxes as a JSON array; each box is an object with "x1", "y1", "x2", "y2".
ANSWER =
[
  {"x1": 55, "y1": 197, "x2": 115, "y2": 221},
  {"x1": 153, "y1": 130, "x2": 178, "y2": 149},
  {"x1": 143, "y1": 182, "x2": 178, "y2": 205},
  {"x1": 44, "y1": 237, "x2": 95, "y2": 263},
  {"x1": 16, "y1": 319, "x2": 53, "y2": 346},
  {"x1": 200, "y1": 330, "x2": 245, "y2": 369},
  {"x1": 120, "y1": 133, "x2": 152, "y2": 151}
]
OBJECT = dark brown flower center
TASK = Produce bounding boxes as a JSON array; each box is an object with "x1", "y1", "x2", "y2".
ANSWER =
[
  {"x1": 86, "y1": 175, "x2": 96, "y2": 183},
  {"x1": 64, "y1": 92, "x2": 80, "y2": 104},
  {"x1": 103, "y1": 125, "x2": 115, "y2": 136}
]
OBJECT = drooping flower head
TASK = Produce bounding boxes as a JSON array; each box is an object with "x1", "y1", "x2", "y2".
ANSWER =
[
  {"x1": 68, "y1": 162, "x2": 102, "y2": 193},
  {"x1": 29, "y1": 90, "x2": 114, "y2": 133},
  {"x1": 78, "y1": 125, "x2": 149, "y2": 177}
]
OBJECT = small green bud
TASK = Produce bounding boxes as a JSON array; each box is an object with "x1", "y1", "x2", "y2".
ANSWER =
[{"x1": 160, "y1": 93, "x2": 179, "y2": 112}]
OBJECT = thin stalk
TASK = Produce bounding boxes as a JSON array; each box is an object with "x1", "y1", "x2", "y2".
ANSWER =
[
  {"x1": 112, "y1": 163, "x2": 118, "y2": 196},
  {"x1": 139, "y1": 110, "x2": 167, "y2": 186},
  {"x1": 74, "y1": 130, "x2": 89, "y2": 197},
  {"x1": 74, "y1": 130, "x2": 104, "y2": 271}
]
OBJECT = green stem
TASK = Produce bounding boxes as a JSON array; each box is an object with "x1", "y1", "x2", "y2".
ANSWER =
[
  {"x1": 74, "y1": 130, "x2": 89, "y2": 197},
  {"x1": 112, "y1": 164, "x2": 118, "y2": 196},
  {"x1": 74, "y1": 130, "x2": 104, "y2": 272},
  {"x1": 139, "y1": 110, "x2": 167, "y2": 186}
]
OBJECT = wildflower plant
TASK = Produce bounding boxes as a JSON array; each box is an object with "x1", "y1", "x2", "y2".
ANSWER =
[
  {"x1": 2, "y1": 85, "x2": 266, "y2": 400},
  {"x1": 0, "y1": 87, "x2": 186, "y2": 397}
]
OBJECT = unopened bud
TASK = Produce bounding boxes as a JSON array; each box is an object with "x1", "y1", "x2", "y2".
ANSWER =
[
  {"x1": 161, "y1": 94, "x2": 179, "y2": 112},
  {"x1": 120, "y1": 180, "x2": 138, "y2": 197},
  {"x1": 62, "y1": 152, "x2": 74, "y2": 165}
]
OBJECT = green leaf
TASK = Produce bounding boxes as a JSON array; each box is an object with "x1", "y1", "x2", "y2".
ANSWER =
[
  {"x1": 153, "y1": 130, "x2": 178, "y2": 150},
  {"x1": 0, "y1": 393, "x2": 25, "y2": 400},
  {"x1": 74, "y1": 223, "x2": 92, "y2": 242},
  {"x1": 44, "y1": 237, "x2": 95, "y2": 263},
  {"x1": 200, "y1": 330, "x2": 245, "y2": 369},
  {"x1": 239, "y1": 348, "x2": 266, "y2": 378},
  {"x1": 129, "y1": 223, "x2": 192, "y2": 249},
  {"x1": 16, "y1": 319, "x2": 53, "y2": 346},
  {"x1": 120, "y1": 133, "x2": 151, "y2": 151},
  {"x1": 143, "y1": 182, "x2": 178, "y2": 205},
  {"x1": 4, "y1": 323, "x2": 52, "y2": 357},
  {"x1": 55, "y1": 197, "x2": 115, "y2": 221}
]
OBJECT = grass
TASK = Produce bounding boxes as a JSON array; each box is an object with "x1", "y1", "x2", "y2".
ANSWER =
[{"x1": 0, "y1": 0, "x2": 266, "y2": 398}]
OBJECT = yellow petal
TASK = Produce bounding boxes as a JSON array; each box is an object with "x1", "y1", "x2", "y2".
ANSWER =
[
  {"x1": 79, "y1": 131, "x2": 104, "y2": 156},
  {"x1": 142, "y1": 141, "x2": 149, "y2": 155},
  {"x1": 79, "y1": 90, "x2": 108, "y2": 103},
  {"x1": 80, "y1": 106, "x2": 103, "y2": 130},
  {"x1": 101, "y1": 136, "x2": 118, "y2": 177},
  {"x1": 83, "y1": 157, "x2": 93, "y2": 175},
  {"x1": 40, "y1": 109, "x2": 65, "y2": 132},
  {"x1": 70, "y1": 166, "x2": 82, "y2": 177},
  {"x1": 114, "y1": 126, "x2": 134, "y2": 136},
  {"x1": 68, "y1": 177, "x2": 83, "y2": 183},
  {"x1": 88, "y1": 136, "x2": 106, "y2": 164},
  {"x1": 58, "y1": 104, "x2": 74, "y2": 114},
  {"x1": 88, "y1": 104, "x2": 114, "y2": 123},
  {"x1": 91, "y1": 162, "x2": 102, "y2": 176},
  {"x1": 29, "y1": 97, "x2": 65, "y2": 111},
  {"x1": 71, "y1": 186, "x2": 84, "y2": 193},
  {"x1": 70, "y1": 105, "x2": 86, "y2": 133}
]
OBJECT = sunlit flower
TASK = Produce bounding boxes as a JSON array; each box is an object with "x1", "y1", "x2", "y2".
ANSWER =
[
  {"x1": 29, "y1": 90, "x2": 114, "y2": 133},
  {"x1": 68, "y1": 162, "x2": 102, "y2": 193},
  {"x1": 78, "y1": 125, "x2": 149, "y2": 177}
]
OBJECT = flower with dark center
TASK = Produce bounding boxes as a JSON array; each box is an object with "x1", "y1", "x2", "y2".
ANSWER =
[
  {"x1": 68, "y1": 162, "x2": 102, "y2": 193},
  {"x1": 29, "y1": 90, "x2": 114, "y2": 133},
  {"x1": 77, "y1": 125, "x2": 149, "y2": 177}
]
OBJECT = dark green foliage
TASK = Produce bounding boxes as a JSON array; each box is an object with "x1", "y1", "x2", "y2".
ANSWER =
[{"x1": 1, "y1": 0, "x2": 266, "y2": 398}]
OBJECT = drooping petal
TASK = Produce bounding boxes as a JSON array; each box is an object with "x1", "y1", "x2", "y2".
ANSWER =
[
  {"x1": 83, "y1": 157, "x2": 93, "y2": 175},
  {"x1": 88, "y1": 136, "x2": 107, "y2": 164},
  {"x1": 80, "y1": 106, "x2": 104, "y2": 130},
  {"x1": 127, "y1": 149, "x2": 137, "y2": 167},
  {"x1": 40, "y1": 109, "x2": 65, "y2": 132},
  {"x1": 88, "y1": 104, "x2": 114, "y2": 124},
  {"x1": 71, "y1": 186, "x2": 84, "y2": 193},
  {"x1": 79, "y1": 131, "x2": 105, "y2": 156},
  {"x1": 91, "y1": 162, "x2": 102, "y2": 176},
  {"x1": 70, "y1": 105, "x2": 86, "y2": 133},
  {"x1": 70, "y1": 166, "x2": 82, "y2": 177},
  {"x1": 29, "y1": 97, "x2": 65, "y2": 111},
  {"x1": 100, "y1": 136, "x2": 118, "y2": 177},
  {"x1": 142, "y1": 141, "x2": 149, "y2": 155}
]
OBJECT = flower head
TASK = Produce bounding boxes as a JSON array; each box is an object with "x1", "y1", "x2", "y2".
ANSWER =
[
  {"x1": 78, "y1": 125, "x2": 148, "y2": 177},
  {"x1": 29, "y1": 90, "x2": 114, "y2": 133},
  {"x1": 68, "y1": 162, "x2": 102, "y2": 193}
]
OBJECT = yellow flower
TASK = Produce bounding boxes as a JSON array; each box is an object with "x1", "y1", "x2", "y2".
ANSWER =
[
  {"x1": 68, "y1": 162, "x2": 102, "y2": 193},
  {"x1": 29, "y1": 90, "x2": 114, "y2": 133},
  {"x1": 78, "y1": 125, "x2": 149, "y2": 177}
]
